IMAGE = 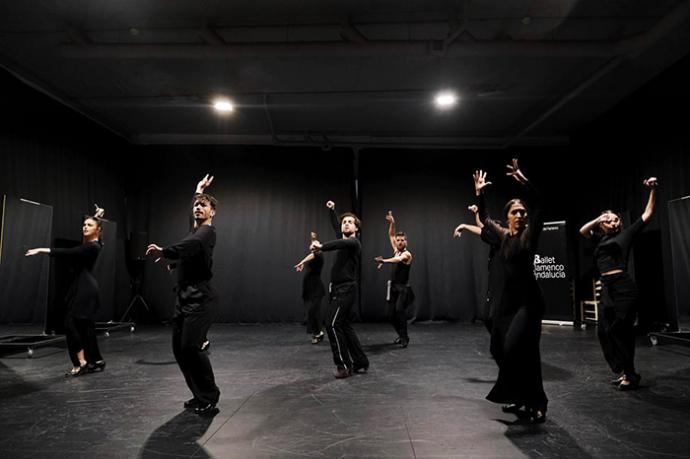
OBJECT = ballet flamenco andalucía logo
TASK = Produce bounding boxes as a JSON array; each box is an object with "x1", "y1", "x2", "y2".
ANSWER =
[{"x1": 533, "y1": 254, "x2": 566, "y2": 279}]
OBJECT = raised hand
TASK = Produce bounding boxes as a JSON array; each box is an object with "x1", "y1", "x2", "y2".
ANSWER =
[
  {"x1": 385, "y1": 210, "x2": 394, "y2": 224},
  {"x1": 643, "y1": 177, "x2": 659, "y2": 188},
  {"x1": 196, "y1": 174, "x2": 214, "y2": 194},
  {"x1": 468, "y1": 205, "x2": 478, "y2": 214},
  {"x1": 473, "y1": 170, "x2": 492, "y2": 194},
  {"x1": 310, "y1": 241, "x2": 323, "y2": 252},
  {"x1": 505, "y1": 158, "x2": 527, "y2": 184},
  {"x1": 93, "y1": 204, "x2": 105, "y2": 218},
  {"x1": 326, "y1": 200, "x2": 335, "y2": 210},
  {"x1": 453, "y1": 224, "x2": 465, "y2": 238}
]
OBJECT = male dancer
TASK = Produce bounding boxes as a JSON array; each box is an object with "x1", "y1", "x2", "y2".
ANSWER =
[
  {"x1": 309, "y1": 200, "x2": 369, "y2": 378},
  {"x1": 374, "y1": 211, "x2": 414, "y2": 348},
  {"x1": 146, "y1": 174, "x2": 220, "y2": 415}
]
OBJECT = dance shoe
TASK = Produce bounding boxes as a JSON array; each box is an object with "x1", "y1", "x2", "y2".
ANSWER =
[
  {"x1": 88, "y1": 360, "x2": 106, "y2": 373},
  {"x1": 352, "y1": 363, "x2": 369, "y2": 374},
  {"x1": 501, "y1": 404, "x2": 523, "y2": 414},
  {"x1": 184, "y1": 398, "x2": 200, "y2": 409},
  {"x1": 334, "y1": 367, "x2": 351, "y2": 379},
  {"x1": 195, "y1": 403, "x2": 219, "y2": 416},
  {"x1": 65, "y1": 364, "x2": 88, "y2": 377},
  {"x1": 400, "y1": 337, "x2": 409, "y2": 348},
  {"x1": 311, "y1": 331, "x2": 324, "y2": 344},
  {"x1": 393, "y1": 337, "x2": 401, "y2": 345},
  {"x1": 201, "y1": 340, "x2": 210, "y2": 352}
]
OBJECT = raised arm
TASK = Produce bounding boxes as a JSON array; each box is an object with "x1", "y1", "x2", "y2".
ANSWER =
[
  {"x1": 474, "y1": 169, "x2": 504, "y2": 238},
  {"x1": 453, "y1": 223, "x2": 482, "y2": 238},
  {"x1": 326, "y1": 200, "x2": 340, "y2": 237},
  {"x1": 579, "y1": 215, "x2": 604, "y2": 239},
  {"x1": 506, "y1": 158, "x2": 542, "y2": 246},
  {"x1": 196, "y1": 174, "x2": 214, "y2": 195},
  {"x1": 386, "y1": 211, "x2": 397, "y2": 251},
  {"x1": 641, "y1": 177, "x2": 658, "y2": 223}
]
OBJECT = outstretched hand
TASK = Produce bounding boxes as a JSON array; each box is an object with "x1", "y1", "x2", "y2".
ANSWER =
[
  {"x1": 146, "y1": 244, "x2": 164, "y2": 263},
  {"x1": 643, "y1": 177, "x2": 659, "y2": 188},
  {"x1": 505, "y1": 158, "x2": 527, "y2": 184},
  {"x1": 453, "y1": 224, "x2": 465, "y2": 238},
  {"x1": 294, "y1": 264, "x2": 304, "y2": 272},
  {"x1": 473, "y1": 170, "x2": 492, "y2": 194},
  {"x1": 196, "y1": 174, "x2": 214, "y2": 194},
  {"x1": 310, "y1": 241, "x2": 323, "y2": 252},
  {"x1": 25, "y1": 248, "x2": 42, "y2": 257},
  {"x1": 326, "y1": 200, "x2": 335, "y2": 210}
]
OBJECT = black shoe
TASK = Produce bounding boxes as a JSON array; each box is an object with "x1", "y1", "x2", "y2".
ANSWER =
[
  {"x1": 184, "y1": 398, "x2": 200, "y2": 409},
  {"x1": 529, "y1": 410, "x2": 546, "y2": 424},
  {"x1": 618, "y1": 380, "x2": 640, "y2": 391},
  {"x1": 88, "y1": 360, "x2": 106, "y2": 373},
  {"x1": 195, "y1": 403, "x2": 219, "y2": 416},
  {"x1": 400, "y1": 337, "x2": 409, "y2": 348},
  {"x1": 65, "y1": 364, "x2": 88, "y2": 377},
  {"x1": 610, "y1": 374, "x2": 625, "y2": 386},
  {"x1": 334, "y1": 367, "x2": 350, "y2": 379},
  {"x1": 501, "y1": 404, "x2": 523, "y2": 414},
  {"x1": 352, "y1": 363, "x2": 369, "y2": 374}
]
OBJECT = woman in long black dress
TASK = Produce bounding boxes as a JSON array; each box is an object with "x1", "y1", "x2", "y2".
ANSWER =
[
  {"x1": 579, "y1": 177, "x2": 657, "y2": 390},
  {"x1": 474, "y1": 159, "x2": 547, "y2": 423},
  {"x1": 295, "y1": 232, "x2": 326, "y2": 344},
  {"x1": 26, "y1": 209, "x2": 106, "y2": 376}
]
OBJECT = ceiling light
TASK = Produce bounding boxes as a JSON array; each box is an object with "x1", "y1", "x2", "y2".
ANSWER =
[
  {"x1": 434, "y1": 91, "x2": 458, "y2": 109},
  {"x1": 522, "y1": 16, "x2": 532, "y2": 25},
  {"x1": 213, "y1": 99, "x2": 234, "y2": 113}
]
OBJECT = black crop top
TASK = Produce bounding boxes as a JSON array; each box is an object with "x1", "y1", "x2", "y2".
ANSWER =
[{"x1": 591, "y1": 217, "x2": 646, "y2": 275}]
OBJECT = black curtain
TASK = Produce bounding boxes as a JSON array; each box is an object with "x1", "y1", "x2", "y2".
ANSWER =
[
  {"x1": 668, "y1": 197, "x2": 690, "y2": 325},
  {"x1": 0, "y1": 196, "x2": 52, "y2": 325},
  {"x1": 128, "y1": 146, "x2": 354, "y2": 322}
]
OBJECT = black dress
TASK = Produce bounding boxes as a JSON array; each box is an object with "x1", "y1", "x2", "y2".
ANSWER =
[
  {"x1": 50, "y1": 241, "x2": 103, "y2": 366},
  {"x1": 302, "y1": 252, "x2": 326, "y2": 335},
  {"x1": 478, "y1": 184, "x2": 548, "y2": 413}
]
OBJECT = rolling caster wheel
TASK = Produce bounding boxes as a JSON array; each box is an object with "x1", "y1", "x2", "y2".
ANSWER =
[
  {"x1": 580, "y1": 323, "x2": 587, "y2": 330},
  {"x1": 130, "y1": 326, "x2": 135, "y2": 333},
  {"x1": 649, "y1": 335, "x2": 658, "y2": 346},
  {"x1": 104, "y1": 331, "x2": 110, "y2": 337},
  {"x1": 27, "y1": 348, "x2": 34, "y2": 358}
]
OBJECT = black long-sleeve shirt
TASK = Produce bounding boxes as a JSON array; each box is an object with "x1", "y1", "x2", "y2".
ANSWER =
[
  {"x1": 591, "y1": 217, "x2": 646, "y2": 275},
  {"x1": 163, "y1": 224, "x2": 216, "y2": 286},
  {"x1": 321, "y1": 236, "x2": 361, "y2": 286}
]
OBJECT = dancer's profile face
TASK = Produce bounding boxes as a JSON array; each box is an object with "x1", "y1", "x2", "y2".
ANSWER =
[
  {"x1": 600, "y1": 212, "x2": 621, "y2": 234},
  {"x1": 192, "y1": 199, "x2": 215, "y2": 222},
  {"x1": 82, "y1": 218, "x2": 100, "y2": 240},
  {"x1": 341, "y1": 216, "x2": 358, "y2": 235},
  {"x1": 507, "y1": 203, "x2": 527, "y2": 233}
]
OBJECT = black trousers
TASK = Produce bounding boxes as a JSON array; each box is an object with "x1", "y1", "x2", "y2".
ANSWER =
[
  {"x1": 598, "y1": 273, "x2": 639, "y2": 379},
  {"x1": 304, "y1": 295, "x2": 325, "y2": 335},
  {"x1": 386, "y1": 283, "x2": 413, "y2": 340},
  {"x1": 326, "y1": 283, "x2": 368, "y2": 370},
  {"x1": 64, "y1": 315, "x2": 103, "y2": 367},
  {"x1": 172, "y1": 283, "x2": 220, "y2": 405}
]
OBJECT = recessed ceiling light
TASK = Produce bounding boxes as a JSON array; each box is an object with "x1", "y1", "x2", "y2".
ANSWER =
[
  {"x1": 522, "y1": 16, "x2": 532, "y2": 25},
  {"x1": 129, "y1": 27, "x2": 140, "y2": 36},
  {"x1": 434, "y1": 91, "x2": 458, "y2": 109},
  {"x1": 213, "y1": 99, "x2": 234, "y2": 113}
]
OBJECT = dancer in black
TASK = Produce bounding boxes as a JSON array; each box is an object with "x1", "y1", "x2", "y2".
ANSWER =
[
  {"x1": 26, "y1": 206, "x2": 106, "y2": 376},
  {"x1": 475, "y1": 160, "x2": 547, "y2": 423},
  {"x1": 374, "y1": 211, "x2": 414, "y2": 348},
  {"x1": 295, "y1": 232, "x2": 326, "y2": 344},
  {"x1": 579, "y1": 177, "x2": 658, "y2": 390},
  {"x1": 454, "y1": 205, "x2": 502, "y2": 335},
  {"x1": 310, "y1": 200, "x2": 369, "y2": 379},
  {"x1": 147, "y1": 174, "x2": 220, "y2": 415}
]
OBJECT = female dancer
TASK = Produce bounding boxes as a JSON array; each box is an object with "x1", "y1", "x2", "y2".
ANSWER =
[
  {"x1": 295, "y1": 232, "x2": 326, "y2": 344},
  {"x1": 579, "y1": 177, "x2": 657, "y2": 390},
  {"x1": 475, "y1": 159, "x2": 547, "y2": 423},
  {"x1": 26, "y1": 206, "x2": 106, "y2": 376}
]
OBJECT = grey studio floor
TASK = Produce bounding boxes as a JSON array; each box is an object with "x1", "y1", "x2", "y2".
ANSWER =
[{"x1": 1, "y1": 322, "x2": 689, "y2": 459}]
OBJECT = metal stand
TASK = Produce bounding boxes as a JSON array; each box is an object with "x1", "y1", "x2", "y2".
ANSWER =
[
  {"x1": 0, "y1": 334, "x2": 65, "y2": 358},
  {"x1": 648, "y1": 330, "x2": 690, "y2": 347}
]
